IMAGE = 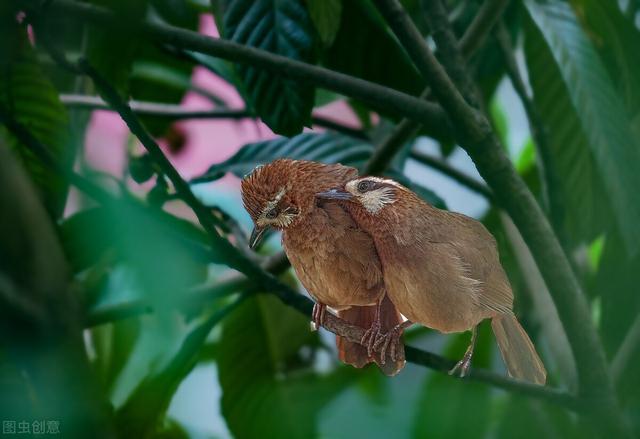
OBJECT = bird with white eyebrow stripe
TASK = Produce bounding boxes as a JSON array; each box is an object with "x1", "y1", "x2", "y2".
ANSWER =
[
  {"x1": 318, "y1": 176, "x2": 547, "y2": 384},
  {"x1": 241, "y1": 159, "x2": 406, "y2": 375}
]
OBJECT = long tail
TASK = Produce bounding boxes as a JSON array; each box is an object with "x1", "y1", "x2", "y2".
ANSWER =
[
  {"x1": 491, "y1": 313, "x2": 546, "y2": 385},
  {"x1": 336, "y1": 295, "x2": 405, "y2": 376}
]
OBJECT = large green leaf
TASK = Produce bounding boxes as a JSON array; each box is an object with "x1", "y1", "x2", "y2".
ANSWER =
[
  {"x1": 85, "y1": 0, "x2": 148, "y2": 94},
  {"x1": 193, "y1": 132, "x2": 372, "y2": 182},
  {"x1": 223, "y1": 0, "x2": 316, "y2": 135},
  {"x1": 570, "y1": 0, "x2": 640, "y2": 134},
  {"x1": 129, "y1": 0, "x2": 199, "y2": 136},
  {"x1": 218, "y1": 294, "x2": 354, "y2": 439},
  {"x1": 115, "y1": 298, "x2": 245, "y2": 438},
  {"x1": 0, "y1": 17, "x2": 70, "y2": 217},
  {"x1": 524, "y1": 0, "x2": 640, "y2": 255},
  {"x1": 323, "y1": 0, "x2": 422, "y2": 96},
  {"x1": 191, "y1": 132, "x2": 446, "y2": 207},
  {"x1": 411, "y1": 324, "x2": 492, "y2": 438}
]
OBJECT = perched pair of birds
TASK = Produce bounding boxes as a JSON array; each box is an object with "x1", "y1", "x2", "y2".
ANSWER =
[{"x1": 241, "y1": 159, "x2": 546, "y2": 384}]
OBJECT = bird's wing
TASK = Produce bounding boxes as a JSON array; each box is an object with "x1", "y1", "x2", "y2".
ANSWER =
[
  {"x1": 284, "y1": 201, "x2": 384, "y2": 308},
  {"x1": 392, "y1": 204, "x2": 512, "y2": 315}
]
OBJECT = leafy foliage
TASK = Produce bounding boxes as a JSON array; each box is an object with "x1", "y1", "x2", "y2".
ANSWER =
[
  {"x1": 323, "y1": 0, "x2": 423, "y2": 96},
  {"x1": 2, "y1": 0, "x2": 640, "y2": 437},
  {"x1": 192, "y1": 132, "x2": 446, "y2": 207},
  {"x1": 524, "y1": 0, "x2": 640, "y2": 254},
  {"x1": 0, "y1": 18, "x2": 70, "y2": 217},
  {"x1": 85, "y1": 0, "x2": 148, "y2": 94},
  {"x1": 222, "y1": 0, "x2": 317, "y2": 135},
  {"x1": 218, "y1": 294, "x2": 355, "y2": 439}
]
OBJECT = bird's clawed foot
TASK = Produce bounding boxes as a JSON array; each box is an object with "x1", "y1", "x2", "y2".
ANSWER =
[
  {"x1": 448, "y1": 326, "x2": 478, "y2": 378},
  {"x1": 311, "y1": 303, "x2": 326, "y2": 331},
  {"x1": 448, "y1": 351, "x2": 473, "y2": 378},
  {"x1": 361, "y1": 320, "x2": 382, "y2": 357},
  {"x1": 373, "y1": 320, "x2": 412, "y2": 365}
]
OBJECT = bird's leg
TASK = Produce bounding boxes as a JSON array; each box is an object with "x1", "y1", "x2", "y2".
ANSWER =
[
  {"x1": 373, "y1": 320, "x2": 414, "y2": 364},
  {"x1": 448, "y1": 326, "x2": 478, "y2": 378},
  {"x1": 311, "y1": 302, "x2": 327, "y2": 331},
  {"x1": 360, "y1": 297, "x2": 384, "y2": 357}
]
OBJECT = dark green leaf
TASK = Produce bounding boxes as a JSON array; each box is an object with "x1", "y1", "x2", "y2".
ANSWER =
[
  {"x1": 193, "y1": 132, "x2": 372, "y2": 182},
  {"x1": 218, "y1": 294, "x2": 354, "y2": 439},
  {"x1": 412, "y1": 324, "x2": 492, "y2": 438},
  {"x1": 59, "y1": 204, "x2": 211, "y2": 277},
  {"x1": 0, "y1": 18, "x2": 71, "y2": 218},
  {"x1": 223, "y1": 0, "x2": 317, "y2": 135},
  {"x1": 85, "y1": 0, "x2": 148, "y2": 94},
  {"x1": 524, "y1": 0, "x2": 640, "y2": 254},
  {"x1": 91, "y1": 319, "x2": 142, "y2": 392},
  {"x1": 193, "y1": 132, "x2": 446, "y2": 207},
  {"x1": 570, "y1": 0, "x2": 640, "y2": 132},
  {"x1": 307, "y1": 0, "x2": 343, "y2": 46},
  {"x1": 323, "y1": 0, "x2": 422, "y2": 96},
  {"x1": 129, "y1": 3, "x2": 199, "y2": 135},
  {"x1": 116, "y1": 298, "x2": 244, "y2": 437}
]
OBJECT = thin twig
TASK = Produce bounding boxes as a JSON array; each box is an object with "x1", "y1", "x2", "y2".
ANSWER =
[
  {"x1": 363, "y1": 0, "x2": 508, "y2": 179},
  {"x1": 24, "y1": 0, "x2": 452, "y2": 141},
  {"x1": 409, "y1": 149, "x2": 493, "y2": 200},
  {"x1": 459, "y1": 0, "x2": 510, "y2": 59},
  {"x1": 59, "y1": 94, "x2": 367, "y2": 139}
]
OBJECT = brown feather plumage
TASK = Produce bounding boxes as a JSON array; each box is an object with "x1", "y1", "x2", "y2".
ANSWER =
[
  {"x1": 241, "y1": 159, "x2": 405, "y2": 375},
  {"x1": 333, "y1": 176, "x2": 546, "y2": 384}
]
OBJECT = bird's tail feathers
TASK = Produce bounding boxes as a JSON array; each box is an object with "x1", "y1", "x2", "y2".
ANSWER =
[
  {"x1": 492, "y1": 313, "x2": 546, "y2": 385},
  {"x1": 336, "y1": 294, "x2": 405, "y2": 376}
]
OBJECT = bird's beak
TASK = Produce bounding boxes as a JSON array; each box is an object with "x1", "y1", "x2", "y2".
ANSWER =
[
  {"x1": 249, "y1": 226, "x2": 267, "y2": 249},
  {"x1": 316, "y1": 189, "x2": 354, "y2": 201}
]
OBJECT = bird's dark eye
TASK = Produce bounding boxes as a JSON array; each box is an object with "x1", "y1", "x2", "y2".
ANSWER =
[
  {"x1": 357, "y1": 180, "x2": 372, "y2": 192},
  {"x1": 266, "y1": 209, "x2": 278, "y2": 219}
]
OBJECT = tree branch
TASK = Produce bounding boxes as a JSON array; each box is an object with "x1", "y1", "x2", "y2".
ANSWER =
[
  {"x1": 364, "y1": 0, "x2": 508, "y2": 177},
  {"x1": 408, "y1": 149, "x2": 493, "y2": 200},
  {"x1": 23, "y1": 0, "x2": 452, "y2": 141},
  {"x1": 1, "y1": 109, "x2": 583, "y2": 412},
  {"x1": 459, "y1": 0, "x2": 510, "y2": 59},
  {"x1": 7, "y1": 1, "x2": 609, "y2": 416},
  {"x1": 378, "y1": 0, "x2": 631, "y2": 435},
  {"x1": 59, "y1": 94, "x2": 368, "y2": 139}
]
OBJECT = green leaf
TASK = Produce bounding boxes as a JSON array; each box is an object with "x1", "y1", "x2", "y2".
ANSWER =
[
  {"x1": 116, "y1": 298, "x2": 245, "y2": 437},
  {"x1": 412, "y1": 324, "x2": 492, "y2": 438},
  {"x1": 193, "y1": 132, "x2": 372, "y2": 182},
  {"x1": 86, "y1": 0, "x2": 148, "y2": 94},
  {"x1": 91, "y1": 319, "x2": 142, "y2": 393},
  {"x1": 323, "y1": 0, "x2": 422, "y2": 96},
  {"x1": 59, "y1": 204, "x2": 211, "y2": 283},
  {"x1": 218, "y1": 294, "x2": 354, "y2": 439},
  {"x1": 129, "y1": 2, "x2": 199, "y2": 136},
  {"x1": 191, "y1": 132, "x2": 446, "y2": 207},
  {"x1": 223, "y1": 0, "x2": 317, "y2": 135},
  {"x1": 570, "y1": 0, "x2": 640, "y2": 132},
  {"x1": 524, "y1": 0, "x2": 640, "y2": 254},
  {"x1": 0, "y1": 18, "x2": 70, "y2": 218},
  {"x1": 306, "y1": 0, "x2": 342, "y2": 47}
]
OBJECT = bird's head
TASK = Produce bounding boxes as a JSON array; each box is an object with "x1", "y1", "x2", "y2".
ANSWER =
[
  {"x1": 316, "y1": 176, "x2": 406, "y2": 218},
  {"x1": 241, "y1": 159, "x2": 357, "y2": 248}
]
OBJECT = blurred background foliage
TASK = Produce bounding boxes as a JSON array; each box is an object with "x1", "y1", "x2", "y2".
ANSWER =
[{"x1": 1, "y1": 0, "x2": 639, "y2": 438}]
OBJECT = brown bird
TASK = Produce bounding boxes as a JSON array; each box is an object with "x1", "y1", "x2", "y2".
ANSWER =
[
  {"x1": 241, "y1": 159, "x2": 405, "y2": 375},
  {"x1": 318, "y1": 176, "x2": 547, "y2": 384}
]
